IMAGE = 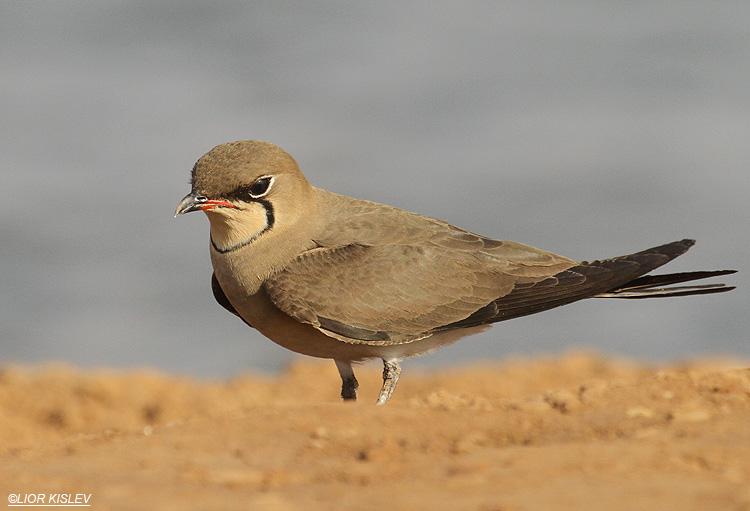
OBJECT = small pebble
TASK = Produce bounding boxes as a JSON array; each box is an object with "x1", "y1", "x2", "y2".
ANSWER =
[{"x1": 626, "y1": 406, "x2": 654, "y2": 418}]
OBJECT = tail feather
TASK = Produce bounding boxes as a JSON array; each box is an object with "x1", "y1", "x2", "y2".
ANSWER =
[
  {"x1": 442, "y1": 239, "x2": 736, "y2": 330},
  {"x1": 597, "y1": 283, "x2": 735, "y2": 299},
  {"x1": 596, "y1": 269, "x2": 737, "y2": 299},
  {"x1": 613, "y1": 269, "x2": 737, "y2": 291}
]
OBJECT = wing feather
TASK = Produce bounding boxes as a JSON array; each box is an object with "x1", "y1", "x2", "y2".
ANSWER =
[{"x1": 264, "y1": 240, "x2": 574, "y2": 344}]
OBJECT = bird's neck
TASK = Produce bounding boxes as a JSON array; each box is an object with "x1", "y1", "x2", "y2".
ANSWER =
[
  {"x1": 207, "y1": 202, "x2": 270, "y2": 253},
  {"x1": 209, "y1": 192, "x2": 324, "y2": 297}
]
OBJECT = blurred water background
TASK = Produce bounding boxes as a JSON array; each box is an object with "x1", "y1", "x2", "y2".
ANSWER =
[{"x1": 1, "y1": 1, "x2": 748, "y2": 376}]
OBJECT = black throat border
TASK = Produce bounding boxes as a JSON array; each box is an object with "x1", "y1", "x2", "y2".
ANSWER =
[{"x1": 210, "y1": 199, "x2": 275, "y2": 254}]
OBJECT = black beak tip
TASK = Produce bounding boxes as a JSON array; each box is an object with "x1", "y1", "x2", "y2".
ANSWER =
[{"x1": 175, "y1": 193, "x2": 202, "y2": 217}]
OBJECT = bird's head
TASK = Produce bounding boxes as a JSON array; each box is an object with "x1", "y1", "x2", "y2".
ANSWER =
[{"x1": 175, "y1": 140, "x2": 314, "y2": 253}]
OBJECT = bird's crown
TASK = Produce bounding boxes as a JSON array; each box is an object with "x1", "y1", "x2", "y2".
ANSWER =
[{"x1": 191, "y1": 140, "x2": 303, "y2": 199}]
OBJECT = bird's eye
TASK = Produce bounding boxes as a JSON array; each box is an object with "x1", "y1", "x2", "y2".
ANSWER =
[{"x1": 248, "y1": 176, "x2": 273, "y2": 198}]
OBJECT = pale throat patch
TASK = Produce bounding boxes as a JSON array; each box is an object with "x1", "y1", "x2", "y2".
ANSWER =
[{"x1": 206, "y1": 201, "x2": 271, "y2": 253}]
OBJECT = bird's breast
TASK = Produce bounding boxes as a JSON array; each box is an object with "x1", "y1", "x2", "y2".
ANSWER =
[{"x1": 210, "y1": 250, "x2": 375, "y2": 360}]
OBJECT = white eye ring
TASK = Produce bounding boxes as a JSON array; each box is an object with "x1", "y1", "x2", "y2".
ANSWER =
[{"x1": 248, "y1": 175, "x2": 274, "y2": 198}]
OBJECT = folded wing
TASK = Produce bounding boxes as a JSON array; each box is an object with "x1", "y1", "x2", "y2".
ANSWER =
[{"x1": 264, "y1": 235, "x2": 575, "y2": 345}]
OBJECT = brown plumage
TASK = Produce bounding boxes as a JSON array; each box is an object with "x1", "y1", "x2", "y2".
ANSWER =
[{"x1": 176, "y1": 140, "x2": 736, "y2": 404}]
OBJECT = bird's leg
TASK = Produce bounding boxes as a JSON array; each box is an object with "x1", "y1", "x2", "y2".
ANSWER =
[
  {"x1": 335, "y1": 360, "x2": 358, "y2": 401},
  {"x1": 376, "y1": 359, "x2": 402, "y2": 405}
]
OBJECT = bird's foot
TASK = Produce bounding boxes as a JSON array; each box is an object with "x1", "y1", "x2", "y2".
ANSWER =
[
  {"x1": 376, "y1": 359, "x2": 402, "y2": 405},
  {"x1": 335, "y1": 360, "x2": 359, "y2": 402},
  {"x1": 341, "y1": 376, "x2": 359, "y2": 401}
]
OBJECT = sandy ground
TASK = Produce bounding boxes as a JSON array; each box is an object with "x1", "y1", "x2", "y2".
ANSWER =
[{"x1": 1, "y1": 352, "x2": 749, "y2": 511}]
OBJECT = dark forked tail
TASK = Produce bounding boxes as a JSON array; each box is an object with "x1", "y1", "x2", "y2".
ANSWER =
[
  {"x1": 585, "y1": 239, "x2": 736, "y2": 298},
  {"x1": 505, "y1": 238, "x2": 736, "y2": 313},
  {"x1": 440, "y1": 239, "x2": 736, "y2": 331},
  {"x1": 596, "y1": 269, "x2": 736, "y2": 298}
]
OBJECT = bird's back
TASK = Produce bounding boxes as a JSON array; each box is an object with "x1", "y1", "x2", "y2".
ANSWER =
[
  {"x1": 312, "y1": 188, "x2": 577, "y2": 273},
  {"x1": 262, "y1": 189, "x2": 579, "y2": 345}
]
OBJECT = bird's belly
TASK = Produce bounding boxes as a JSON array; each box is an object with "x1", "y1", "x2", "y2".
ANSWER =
[
  {"x1": 231, "y1": 290, "x2": 491, "y2": 361},
  {"x1": 222, "y1": 285, "x2": 389, "y2": 361},
  {"x1": 371, "y1": 325, "x2": 492, "y2": 360},
  {"x1": 213, "y1": 262, "x2": 493, "y2": 361}
]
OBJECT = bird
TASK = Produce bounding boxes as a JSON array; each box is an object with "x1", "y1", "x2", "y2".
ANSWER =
[{"x1": 175, "y1": 140, "x2": 736, "y2": 405}]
